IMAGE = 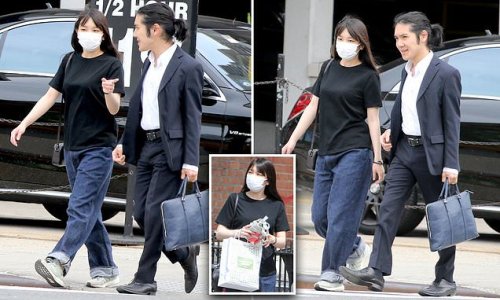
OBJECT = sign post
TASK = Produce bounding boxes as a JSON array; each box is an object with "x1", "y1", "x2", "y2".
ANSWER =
[{"x1": 91, "y1": 0, "x2": 199, "y2": 100}]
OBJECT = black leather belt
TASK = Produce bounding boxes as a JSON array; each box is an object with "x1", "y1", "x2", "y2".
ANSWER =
[
  {"x1": 405, "y1": 134, "x2": 423, "y2": 147},
  {"x1": 145, "y1": 130, "x2": 161, "y2": 141}
]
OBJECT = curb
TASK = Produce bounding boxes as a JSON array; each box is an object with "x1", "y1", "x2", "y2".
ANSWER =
[{"x1": 296, "y1": 274, "x2": 500, "y2": 298}]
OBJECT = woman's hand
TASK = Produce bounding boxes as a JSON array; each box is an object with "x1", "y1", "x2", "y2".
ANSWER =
[
  {"x1": 10, "y1": 124, "x2": 27, "y2": 147},
  {"x1": 281, "y1": 140, "x2": 296, "y2": 154},
  {"x1": 263, "y1": 234, "x2": 277, "y2": 248},
  {"x1": 372, "y1": 163, "x2": 385, "y2": 184}
]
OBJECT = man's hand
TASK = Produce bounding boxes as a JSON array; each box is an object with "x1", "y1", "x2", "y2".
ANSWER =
[
  {"x1": 442, "y1": 171, "x2": 458, "y2": 184},
  {"x1": 181, "y1": 168, "x2": 198, "y2": 182},
  {"x1": 380, "y1": 129, "x2": 392, "y2": 152},
  {"x1": 112, "y1": 145, "x2": 126, "y2": 165}
]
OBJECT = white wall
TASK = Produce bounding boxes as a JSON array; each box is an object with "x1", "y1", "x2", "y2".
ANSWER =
[
  {"x1": 60, "y1": 0, "x2": 85, "y2": 10},
  {"x1": 282, "y1": 0, "x2": 333, "y2": 123}
]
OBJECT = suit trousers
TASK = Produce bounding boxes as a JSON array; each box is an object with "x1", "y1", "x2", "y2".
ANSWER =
[
  {"x1": 369, "y1": 137, "x2": 456, "y2": 282},
  {"x1": 133, "y1": 139, "x2": 188, "y2": 283}
]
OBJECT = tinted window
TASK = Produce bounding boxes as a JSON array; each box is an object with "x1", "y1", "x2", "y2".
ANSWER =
[
  {"x1": 196, "y1": 29, "x2": 251, "y2": 91},
  {"x1": 0, "y1": 21, "x2": 73, "y2": 75},
  {"x1": 446, "y1": 47, "x2": 500, "y2": 98}
]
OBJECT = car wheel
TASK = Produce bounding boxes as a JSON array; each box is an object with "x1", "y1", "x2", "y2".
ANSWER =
[
  {"x1": 484, "y1": 218, "x2": 500, "y2": 233},
  {"x1": 42, "y1": 203, "x2": 119, "y2": 222},
  {"x1": 359, "y1": 183, "x2": 425, "y2": 236}
]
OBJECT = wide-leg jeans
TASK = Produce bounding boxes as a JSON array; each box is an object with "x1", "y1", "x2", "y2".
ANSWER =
[
  {"x1": 311, "y1": 148, "x2": 372, "y2": 281},
  {"x1": 50, "y1": 147, "x2": 118, "y2": 277}
]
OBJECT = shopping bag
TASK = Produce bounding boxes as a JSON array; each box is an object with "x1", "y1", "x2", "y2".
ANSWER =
[
  {"x1": 218, "y1": 237, "x2": 262, "y2": 291},
  {"x1": 161, "y1": 178, "x2": 209, "y2": 251},
  {"x1": 425, "y1": 180, "x2": 478, "y2": 252}
]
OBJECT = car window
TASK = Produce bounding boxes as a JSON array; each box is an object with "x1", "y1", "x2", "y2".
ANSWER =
[
  {"x1": 446, "y1": 47, "x2": 500, "y2": 99},
  {"x1": 196, "y1": 28, "x2": 251, "y2": 91},
  {"x1": 0, "y1": 21, "x2": 73, "y2": 75}
]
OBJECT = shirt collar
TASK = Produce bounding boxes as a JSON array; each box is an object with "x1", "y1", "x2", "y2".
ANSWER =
[
  {"x1": 405, "y1": 50, "x2": 433, "y2": 76},
  {"x1": 148, "y1": 43, "x2": 177, "y2": 68}
]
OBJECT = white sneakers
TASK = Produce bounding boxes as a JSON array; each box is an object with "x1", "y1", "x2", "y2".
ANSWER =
[
  {"x1": 86, "y1": 275, "x2": 120, "y2": 288},
  {"x1": 346, "y1": 242, "x2": 372, "y2": 271},
  {"x1": 35, "y1": 257, "x2": 65, "y2": 287},
  {"x1": 314, "y1": 280, "x2": 345, "y2": 292}
]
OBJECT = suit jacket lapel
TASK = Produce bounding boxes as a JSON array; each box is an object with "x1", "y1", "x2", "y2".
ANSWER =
[
  {"x1": 417, "y1": 55, "x2": 440, "y2": 101},
  {"x1": 158, "y1": 47, "x2": 183, "y2": 93}
]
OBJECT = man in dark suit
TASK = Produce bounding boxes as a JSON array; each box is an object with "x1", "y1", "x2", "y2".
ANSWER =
[
  {"x1": 112, "y1": 3, "x2": 203, "y2": 295},
  {"x1": 340, "y1": 11, "x2": 461, "y2": 297}
]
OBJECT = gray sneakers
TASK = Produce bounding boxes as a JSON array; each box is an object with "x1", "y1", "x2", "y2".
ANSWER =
[
  {"x1": 35, "y1": 257, "x2": 65, "y2": 287},
  {"x1": 86, "y1": 275, "x2": 120, "y2": 288}
]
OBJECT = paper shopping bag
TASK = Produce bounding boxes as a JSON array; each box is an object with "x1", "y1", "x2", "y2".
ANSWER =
[{"x1": 218, "y1": 237, "x2": 262, "y2": 292}]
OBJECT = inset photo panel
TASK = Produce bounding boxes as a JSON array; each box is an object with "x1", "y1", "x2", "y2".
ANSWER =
[{"x1": 209, "y1": 154, "x2": 296, "y2": 295}]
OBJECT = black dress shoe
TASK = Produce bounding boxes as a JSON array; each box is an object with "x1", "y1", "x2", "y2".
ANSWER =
[
  {"x1": 419, "y1": 279, "x2": 457, "y2": 297},
  {"x1": 116, "y1": 281, "x2": 157, "y2": 295},
  {"x1": 180, "y1": 245, "x2": 200, "y2": 293},
  {"x1": 339, "y1": 266, "x2": 384, "y2": 292}
]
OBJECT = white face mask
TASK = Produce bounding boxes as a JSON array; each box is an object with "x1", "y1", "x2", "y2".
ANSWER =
[
  {"x1": 246, "y1": 174, "x2": 267, "y2": 193},
  {"x1": 336, "y1": 41, "x2": 359, "y2": 60},
  {"x1": 78, "y1": 32, "x2": 103, "y2": 52}
]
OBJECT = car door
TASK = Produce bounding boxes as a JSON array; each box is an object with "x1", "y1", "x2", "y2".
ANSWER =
[
  {"x1": 0, "y1": 19, "x2": 74, "y2": 189},
  {"x1": 441, "y1": 45, "x2": 500, "y2": 206}
]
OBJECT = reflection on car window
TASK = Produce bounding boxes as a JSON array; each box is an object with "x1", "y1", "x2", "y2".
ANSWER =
[
  {"x1": 196, "y1": 29, "x2": 251, "y2": 91},
  {"x1": 446, "y1": 47, "x2": 500, "y2": 99},
  {"x1": 0, "y1": 21, "x2": 73, "y2": 75}
]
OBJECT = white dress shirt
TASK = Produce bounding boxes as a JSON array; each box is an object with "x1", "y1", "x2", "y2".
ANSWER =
[
  {"x1": 140, "y1": 44, "x2": 197, "y2": 172},
  {"x1": 401, "y1": 51, "x2": 457, "y2": 175},
  {"x1": 401, "y1": 51, "x2": 433, "y2": 136}
]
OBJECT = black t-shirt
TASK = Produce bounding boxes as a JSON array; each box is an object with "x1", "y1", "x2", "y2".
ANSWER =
[
  {"x1": 50, "y1": 52, "x2": 125, "y2": 150},
  {"x1": 312, "y1": 59, "x2": 381, "y2": 155},
  {"x1": 216, "y1": 192, "x2": 290, "y2": 277}
]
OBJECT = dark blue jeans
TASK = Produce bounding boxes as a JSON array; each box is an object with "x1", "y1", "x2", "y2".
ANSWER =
[
  {"x1": 50, "y1": 147, "x2": 118, "y2": 277},
  {"x1": 259, "y1": 273, "x2": 276, "y2": 292},
  {"x1": 311, "y1": 148, "x2": 372, "y2": 281}
]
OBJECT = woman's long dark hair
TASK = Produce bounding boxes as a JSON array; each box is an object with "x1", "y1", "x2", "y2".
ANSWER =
[
  {"x1": 70, "y1": 8, "x2": 119, "y2": 57},
  {"x1": 241, "y1": 158, "x2": 283, "y2": 202},
  {"x1": 137, "y1": 2, "x2": 188, "y2": 42},
  {"x1": 331, "y1": 15, "x2": 378, "y2": 71}
]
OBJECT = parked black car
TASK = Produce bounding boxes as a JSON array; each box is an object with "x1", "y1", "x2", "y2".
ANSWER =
[
  {"x1": 282, "y1": 34, "x2": 500, "y2": 235},
  {"x1": 0, "y1": 8, "x2": 251, "y2": 221}
]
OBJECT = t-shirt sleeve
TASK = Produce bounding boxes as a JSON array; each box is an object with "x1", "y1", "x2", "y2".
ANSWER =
[
  {"x1": 215, "y1": 193, "x2": 237, "y2": 228},
  {"x1": 108, "y1": 58, "x2": 125, "y2": 97},
  {"x1": 49, "y1": 52, "x2": 72, "y2": 93},
  {"x1": 363, "y1": 71, "x2": 382, "y2": 108},
  {"x1": 274, "y1": 202, "x2": 290, "y2": 232},
  {"x1": 311, "y1": 59, "x2": 331, "y2": 98}
]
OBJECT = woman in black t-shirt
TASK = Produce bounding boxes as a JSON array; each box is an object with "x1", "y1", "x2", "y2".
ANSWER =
[
  {"x1": 10, "y1": 9, "x2": 124, "y2": 289},
  {"x1": 215, "y1": 158, "x2": 290, "y2": 292},
  {"x1": 282, "y1": 16, "x2": 384, "y2": 292}
]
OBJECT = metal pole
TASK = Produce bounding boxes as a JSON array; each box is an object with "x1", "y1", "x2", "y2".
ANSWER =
[
  {"x1": 275, "y1": 53, "x2": 285, "y2": 154},
  {"x1": 123, "y1": 165, "x2": 136, "y2": 237},
  {"x1": 111, "y1": 165, "x2": 144, "y2": 245}
]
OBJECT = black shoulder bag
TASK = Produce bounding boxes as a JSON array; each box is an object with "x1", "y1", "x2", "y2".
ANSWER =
[
  {"x1": 306, "y1": 59, "x2": 333, "y2": 171},
  {"x1": 51, "y1": 52, "x2": 74, "y2": 167}
]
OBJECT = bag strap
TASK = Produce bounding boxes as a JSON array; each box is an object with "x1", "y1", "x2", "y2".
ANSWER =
[
  {"x1": 55, "y1": 52, "x2": 74, "y2": 145},
  {"x1": 230, "y1": 194, "x2": 239, "y2": 229},
  {"x1": 309, "y1": 58, "x2": 333, "y2": 152}
]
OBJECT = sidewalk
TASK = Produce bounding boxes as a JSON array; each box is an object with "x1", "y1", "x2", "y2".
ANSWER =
[{"x1": 296, "y1": 186, "x2": 500, "y2": 298}]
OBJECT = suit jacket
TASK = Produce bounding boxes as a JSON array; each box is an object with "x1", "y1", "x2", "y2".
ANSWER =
[
  {"x1": 390, "y1": 55, "x2": 462, "y2": 175},
  {"x1": 122, "y1": 46, "x2": 203, "y2": 170}
]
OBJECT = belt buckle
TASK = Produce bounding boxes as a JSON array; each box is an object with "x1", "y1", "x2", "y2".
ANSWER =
[
  {"x1": 146, "y1": 131, "x2": 159, "y2": 141},
  {"x1": 407, "y1": 137, "x2": 421, "y2": 147}
]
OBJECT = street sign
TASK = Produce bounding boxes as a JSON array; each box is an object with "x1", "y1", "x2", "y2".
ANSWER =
[{"x1": 90, "y1": 0, "x2": 199, "y2": 99}]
